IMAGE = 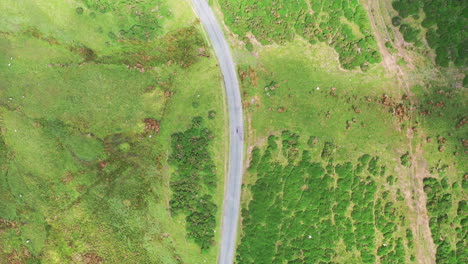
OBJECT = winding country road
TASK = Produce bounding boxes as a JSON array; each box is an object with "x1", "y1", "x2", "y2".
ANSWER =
[{"x1": 190, "y1": 0, "x2": 244, "y2": 263}]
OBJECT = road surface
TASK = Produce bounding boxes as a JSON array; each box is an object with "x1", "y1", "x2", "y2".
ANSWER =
[{"x1": 190, "y1": 1, "x2": 244, "y2": 263}]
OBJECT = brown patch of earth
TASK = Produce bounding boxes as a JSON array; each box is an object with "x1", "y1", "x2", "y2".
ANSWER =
[
  {"x1": 144, "y1": 118, "x2": 160, "y2": 134},
  {"x1": 61, "y1": 172, "x2": 75, "y2": 184},
  {"x1": 0, "y1": 218, "x2": 18, "y2": 231},
  {"x1": 83, "y1": 252, "x2": 103, "y2": 264},
  {"x1": 4, "y1": 246, "x2": 35, "y2": 264}
]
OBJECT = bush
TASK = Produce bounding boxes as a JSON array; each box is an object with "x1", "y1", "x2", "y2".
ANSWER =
[
  {"x1": 400, "y1": 152, "x2": 410, "y2": 167},
  {"x1": 208, "y1": 110, "x2": 216, "y2": 119},
  {"x1": 237, "y1": 130, "x2": 400, "y2": 263},
  {"x1": 399, "y1": 24, "x2": 420, "y2": 43},
  {"x1": 76, "y1": 7, "x2": 84, "y2": 15},
  {"x1": 392, "y1": 16, "x2": 402, "y2": 27},
  {"x1": 321, "y1": 142, "x2": 336, "y2": 159},
  {"x1": 393, "y1": 0, "x2": 467, "y2": 67},
  {"x1": 392, "y1": 0, "x2": 422, "y2": 18}
]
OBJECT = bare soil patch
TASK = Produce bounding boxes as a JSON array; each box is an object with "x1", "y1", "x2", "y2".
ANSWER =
[{"x1": 144, "y1": 118, "x2": 161, "y2": 134}]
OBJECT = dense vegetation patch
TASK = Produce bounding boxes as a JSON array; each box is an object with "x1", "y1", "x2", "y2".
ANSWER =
[
  {"x1": 220, "y1": 0, "x2": 381, "y2": 70},
  {"x1": 392, "y1": 0, "x2": 467, "y2": 66},
  {"x1": 423, "y1": 177, "x2": 467, "y2": 263},
  {"x1": 238, "y1": 132, "x2": 413, "y2": 263},
  {"x1": 169, "y1": 117, "x2": 217, "y2": 250}
]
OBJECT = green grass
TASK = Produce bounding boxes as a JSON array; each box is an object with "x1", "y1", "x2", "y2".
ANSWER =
[
  {"x1": 0, "y1": 0, "x2": 227, "y2": 263},
  {"x1": 241, "y1": 40, "x2": 405, "y2": 162},
  {"x1": 0, "y1": 36, "x2": 166, "y2": 138}
]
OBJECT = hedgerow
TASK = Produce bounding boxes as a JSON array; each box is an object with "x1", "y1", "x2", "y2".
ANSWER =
[{"x1": 169, "y1": 117, "x2": 217, "y2": 250}]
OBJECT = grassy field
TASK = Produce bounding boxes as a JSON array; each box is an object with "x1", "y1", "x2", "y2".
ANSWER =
[{"x1": 0, "y1": 0, "x2": 227, "y2": 263}]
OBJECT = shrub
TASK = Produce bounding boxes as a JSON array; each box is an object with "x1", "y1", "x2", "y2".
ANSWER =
[
  {"x1": 392, "y1": 16, "x2": 402, "y2": 27},
  {"x1": 321, "y1": 142, "x2": 336, "y2": 159},
  {"x1": 208, "y1": 110, "x2": 216, "y2": 119},
  {"x1": 400, "y1": 152, "x2": 410, "y2": 167},
  {"x1": 399, "y1": 24, "x2": 420, "y2": 43}
]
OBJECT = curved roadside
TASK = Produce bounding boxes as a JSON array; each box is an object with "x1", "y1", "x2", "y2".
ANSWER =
[{"x1": 190, "y1": 1, "x2": 244, "y2": 264}]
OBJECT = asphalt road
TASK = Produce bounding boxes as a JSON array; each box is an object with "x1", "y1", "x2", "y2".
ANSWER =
[{"x1": 191, "y1": 1, "x2": 244, "y2": 263}]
